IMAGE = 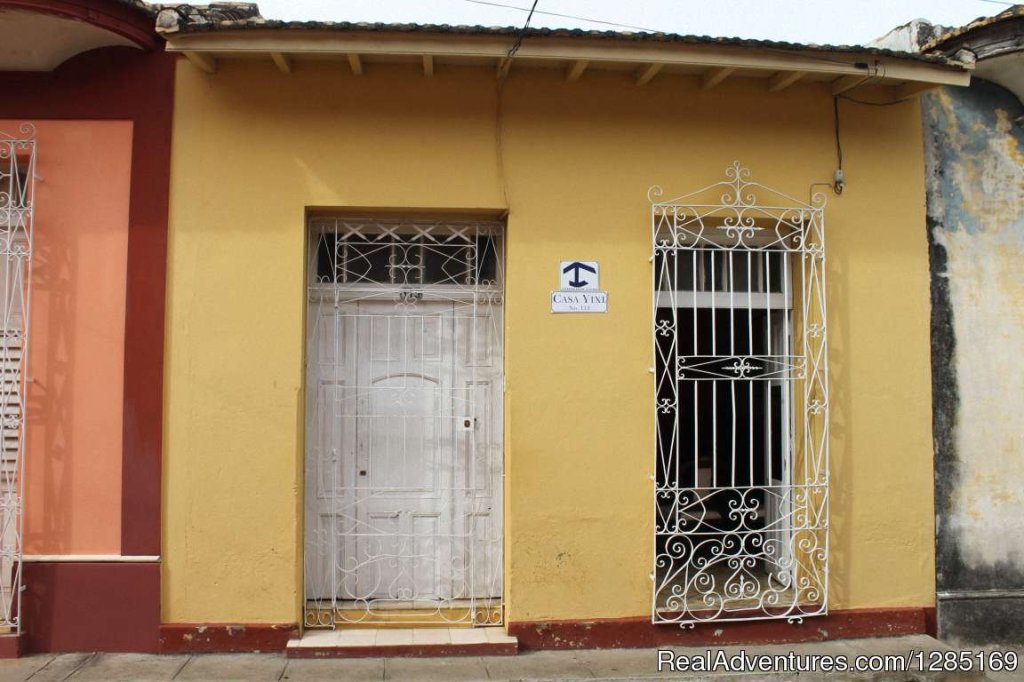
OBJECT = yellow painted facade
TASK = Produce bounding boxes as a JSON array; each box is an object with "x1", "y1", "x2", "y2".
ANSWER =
[{"x1": 163, "y1": 59, "x2": 935, "y2": 624}]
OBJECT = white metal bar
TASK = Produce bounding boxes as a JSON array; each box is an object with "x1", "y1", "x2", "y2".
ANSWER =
[{"x1": 655, "y1": 291, "x2": 789, "y2": 309}]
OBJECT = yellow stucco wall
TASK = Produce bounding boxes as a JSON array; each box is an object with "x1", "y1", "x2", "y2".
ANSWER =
[{"x1": 163, "y1": 59, "x2": 935, "y2": 624}]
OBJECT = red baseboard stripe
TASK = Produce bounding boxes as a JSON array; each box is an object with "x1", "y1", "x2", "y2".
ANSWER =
[
  {"x1": 165, "y1": 608, "x2": 927, "y2": 654},
  {"x1": 286, "y1": 642, "x2": 518, "y2": 659},
  {"x1": 160, "y1": 623, "x2": 299, "y2": 654},
  {"x1": 508, "y1": 607, "x2": 929, "y2": 650}
]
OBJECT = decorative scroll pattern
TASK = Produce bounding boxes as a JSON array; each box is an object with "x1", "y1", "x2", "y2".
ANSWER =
[
  {"x1": 650, "y1": 163, "x2": 829, "y2": 626},
  {"x1": 0, "y1": 124, "x2": 34, "y2": 632},
  {"x1": 676, "y1": 355, "x2": 805, "y2": 381},
  {"x1": 304, "y1": 219, "x2": 504, "y2": 628}
]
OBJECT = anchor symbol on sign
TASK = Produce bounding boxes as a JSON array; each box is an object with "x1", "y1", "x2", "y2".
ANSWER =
[{"x1": 562, "y1": 261, "x2": 597, "y2": 288}]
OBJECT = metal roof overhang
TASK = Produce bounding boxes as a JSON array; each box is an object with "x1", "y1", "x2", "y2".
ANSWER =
[{"x1": 163, "y1": 29, "x2": 971, "y2": 98}]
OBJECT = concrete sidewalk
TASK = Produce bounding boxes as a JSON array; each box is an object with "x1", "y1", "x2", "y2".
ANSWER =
[{"x1": 0, "y1": 635, "x2": 1017, "y2": 681}]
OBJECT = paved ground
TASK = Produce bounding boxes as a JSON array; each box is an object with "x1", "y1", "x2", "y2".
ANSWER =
[{"x1": 0, "y1": 635, "x2": 1018, "y2": 681}]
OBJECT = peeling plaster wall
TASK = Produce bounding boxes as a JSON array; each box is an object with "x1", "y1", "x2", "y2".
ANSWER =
[{"x1": 922, "y1": 80, "x2": 1024, "y2": 643}]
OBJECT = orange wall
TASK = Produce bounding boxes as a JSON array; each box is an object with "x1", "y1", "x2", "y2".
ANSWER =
[{"x1": 4, "y1": 120, "x2": 133, "y2": 555}]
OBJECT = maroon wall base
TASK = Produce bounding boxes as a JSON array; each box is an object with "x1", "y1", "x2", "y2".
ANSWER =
[
  {"x1": 160, "y1": 624, "x2": 299, "y2": 654},
  {"x1": 0, "y1": 634, "x2": 25, "y2": 659},
  {"x1": 157, "y1": 607, "x2": 929, "y2": 654},
  {"x1": 509, "y1": 607, "x2": 931, "y2": 650},
  {"x1": 22, "y1": 562, "x2": 160, "y2": 653}
]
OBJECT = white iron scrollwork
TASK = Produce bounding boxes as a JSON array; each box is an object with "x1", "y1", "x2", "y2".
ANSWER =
[{"x1": 650, "y1": 163, "x2": 829, "y2": 626}]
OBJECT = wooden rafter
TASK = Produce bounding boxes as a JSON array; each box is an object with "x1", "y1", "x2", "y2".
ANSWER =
[
  {"x1": 347, "y1": 53, "x2": 363, "y2": 76},
  {"x1": 701, "y1": 66, "x2": 735, "y2": 90},
  {"x1": 636, "y1": 63, "x2": 663, "y2": 86},
  {"x1": 184, "y1": 51, "x2": 217, "y2": 74},
  {"x1": 767, "y1": 70, "x2": 804, "y2": 92},
  {"x1": 566, "y1": 59, "x2": 588, "y2": 82}
]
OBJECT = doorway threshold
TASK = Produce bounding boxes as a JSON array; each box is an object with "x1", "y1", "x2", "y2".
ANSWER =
[{"x1": 286, "y1": 627, "x2": 518, "y2": 658}]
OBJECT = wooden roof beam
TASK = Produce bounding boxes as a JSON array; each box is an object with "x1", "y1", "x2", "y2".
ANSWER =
[
  {"x1": 767, "y1": 70, "x2": 804, "y2": 92},
  {"x1": 701, "y1": 66, "x2": 735, "y2": 90},
  {"x1": 184, "y1": 51, "x2": 217, "y2": 74},
  {"x1": 347, "y1": 53, "x2": 363, "y2": 76},
  {"x1": 270, "y1": 52, "x2": 292, "y2": 73},
  {"x1": 422, "y1": 54, "x2": 434, "y2": 77},
  {"x1": 636, "y1": 63, "x2": 663, "y2": 86},
  {"x1": 566, "y1": 59, "x2": 589, "y2": 82}
]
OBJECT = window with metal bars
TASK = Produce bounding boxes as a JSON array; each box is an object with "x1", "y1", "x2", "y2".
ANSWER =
[
  {"x1": 314, "y1": 231, "x2": 498, "y2": 287},
  {"x1": 649, "y1": 163, "x2": 829, "y2": 626}
]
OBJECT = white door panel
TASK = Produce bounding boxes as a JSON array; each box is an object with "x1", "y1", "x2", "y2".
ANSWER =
[{"x1": 304, "y1": 219, "x2": 504, "y2": 626}]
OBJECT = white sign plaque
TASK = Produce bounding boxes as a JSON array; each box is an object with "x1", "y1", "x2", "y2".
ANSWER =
[{"x1": 551, "y1": 290, "x2": 608, "y2": 314}]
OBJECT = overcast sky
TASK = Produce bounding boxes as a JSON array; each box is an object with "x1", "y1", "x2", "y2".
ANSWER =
[{"x1": 251, "y1": 0, "x2": 1006, "y2": 45}]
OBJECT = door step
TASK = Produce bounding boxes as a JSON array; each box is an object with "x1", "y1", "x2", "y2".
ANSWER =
[
  {"x1": 286, "y1": 627, "x2": 518, "y2": 658},
  {"x1": 306, "y1": 602, "x2": 503, "y2": 628}
]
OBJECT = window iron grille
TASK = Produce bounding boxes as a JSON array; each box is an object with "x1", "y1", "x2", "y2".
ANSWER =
[
  {"x1": 649, "y1": 162, "x2": 829, "y2": 626},
  {"x1": 0, "y1": 124, "x2": 35, "y2": 633}
]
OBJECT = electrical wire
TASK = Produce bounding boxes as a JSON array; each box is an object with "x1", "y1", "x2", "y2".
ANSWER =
[
  {"x1": 831, "y1": 94, "x2": 839, "y2": 183},
  {"x1": 463, "y1": 0, "x2": 660, "y2": 33},
  {"x1": 838, "y1": 93, "x2": 910, "y2": 107},
  {"x1": 466, "y1": 1, "x2": 898, "y2": 70},
  {"x1": 506, "y1": 0, "x2": 539, "y2": 59},
  {"x1": 495, "y1": 0, "x2": 538, "y2": 211},
  {"x1": 831, "y1": 90, "x2": 915, "y2": 193},
  {"x1": 495, "y1": 77, "x2": 510, "y2": 210}
]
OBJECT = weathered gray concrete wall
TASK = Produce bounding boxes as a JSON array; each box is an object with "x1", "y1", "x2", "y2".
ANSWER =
[{"x1": 922, "y1": 79, "x2": 1024, "y2": 643}]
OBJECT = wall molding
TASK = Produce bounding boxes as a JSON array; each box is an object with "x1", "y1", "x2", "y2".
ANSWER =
[
  {"x1": 24, "y1": 555, "x2": 159, "y2": 562},
  {"x1": 938, "y1": 588, "x2": 1024, "y2": 600}
]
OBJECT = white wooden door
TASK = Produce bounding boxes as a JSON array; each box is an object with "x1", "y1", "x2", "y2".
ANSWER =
[
  {"x1": 353, "y1": 301, "x2": 456, "y2": 601},
  {"x1": 306, "y1": 298, "x2": 503, "y2": 611}
]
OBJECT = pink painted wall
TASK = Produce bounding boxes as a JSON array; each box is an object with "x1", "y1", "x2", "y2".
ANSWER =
[{"x1": 3, "y1": 120, "x2": 133, "y2": 555}]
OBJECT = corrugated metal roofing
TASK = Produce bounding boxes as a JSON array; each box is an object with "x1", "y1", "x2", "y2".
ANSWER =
[{"x1": 154, "y1": 5, "x2": 964, "y2": 67}]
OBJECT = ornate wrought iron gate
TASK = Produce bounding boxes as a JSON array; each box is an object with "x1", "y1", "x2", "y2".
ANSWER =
[
  {"x1": 304, "y1": 217, "x2": 504, "y2": 628},
  {"x1": 0, "y1": 124, "x2": 35, "y2": 633},
  {"x1": 649, "y1": 163, "x2": 829, "y2": 625}
]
